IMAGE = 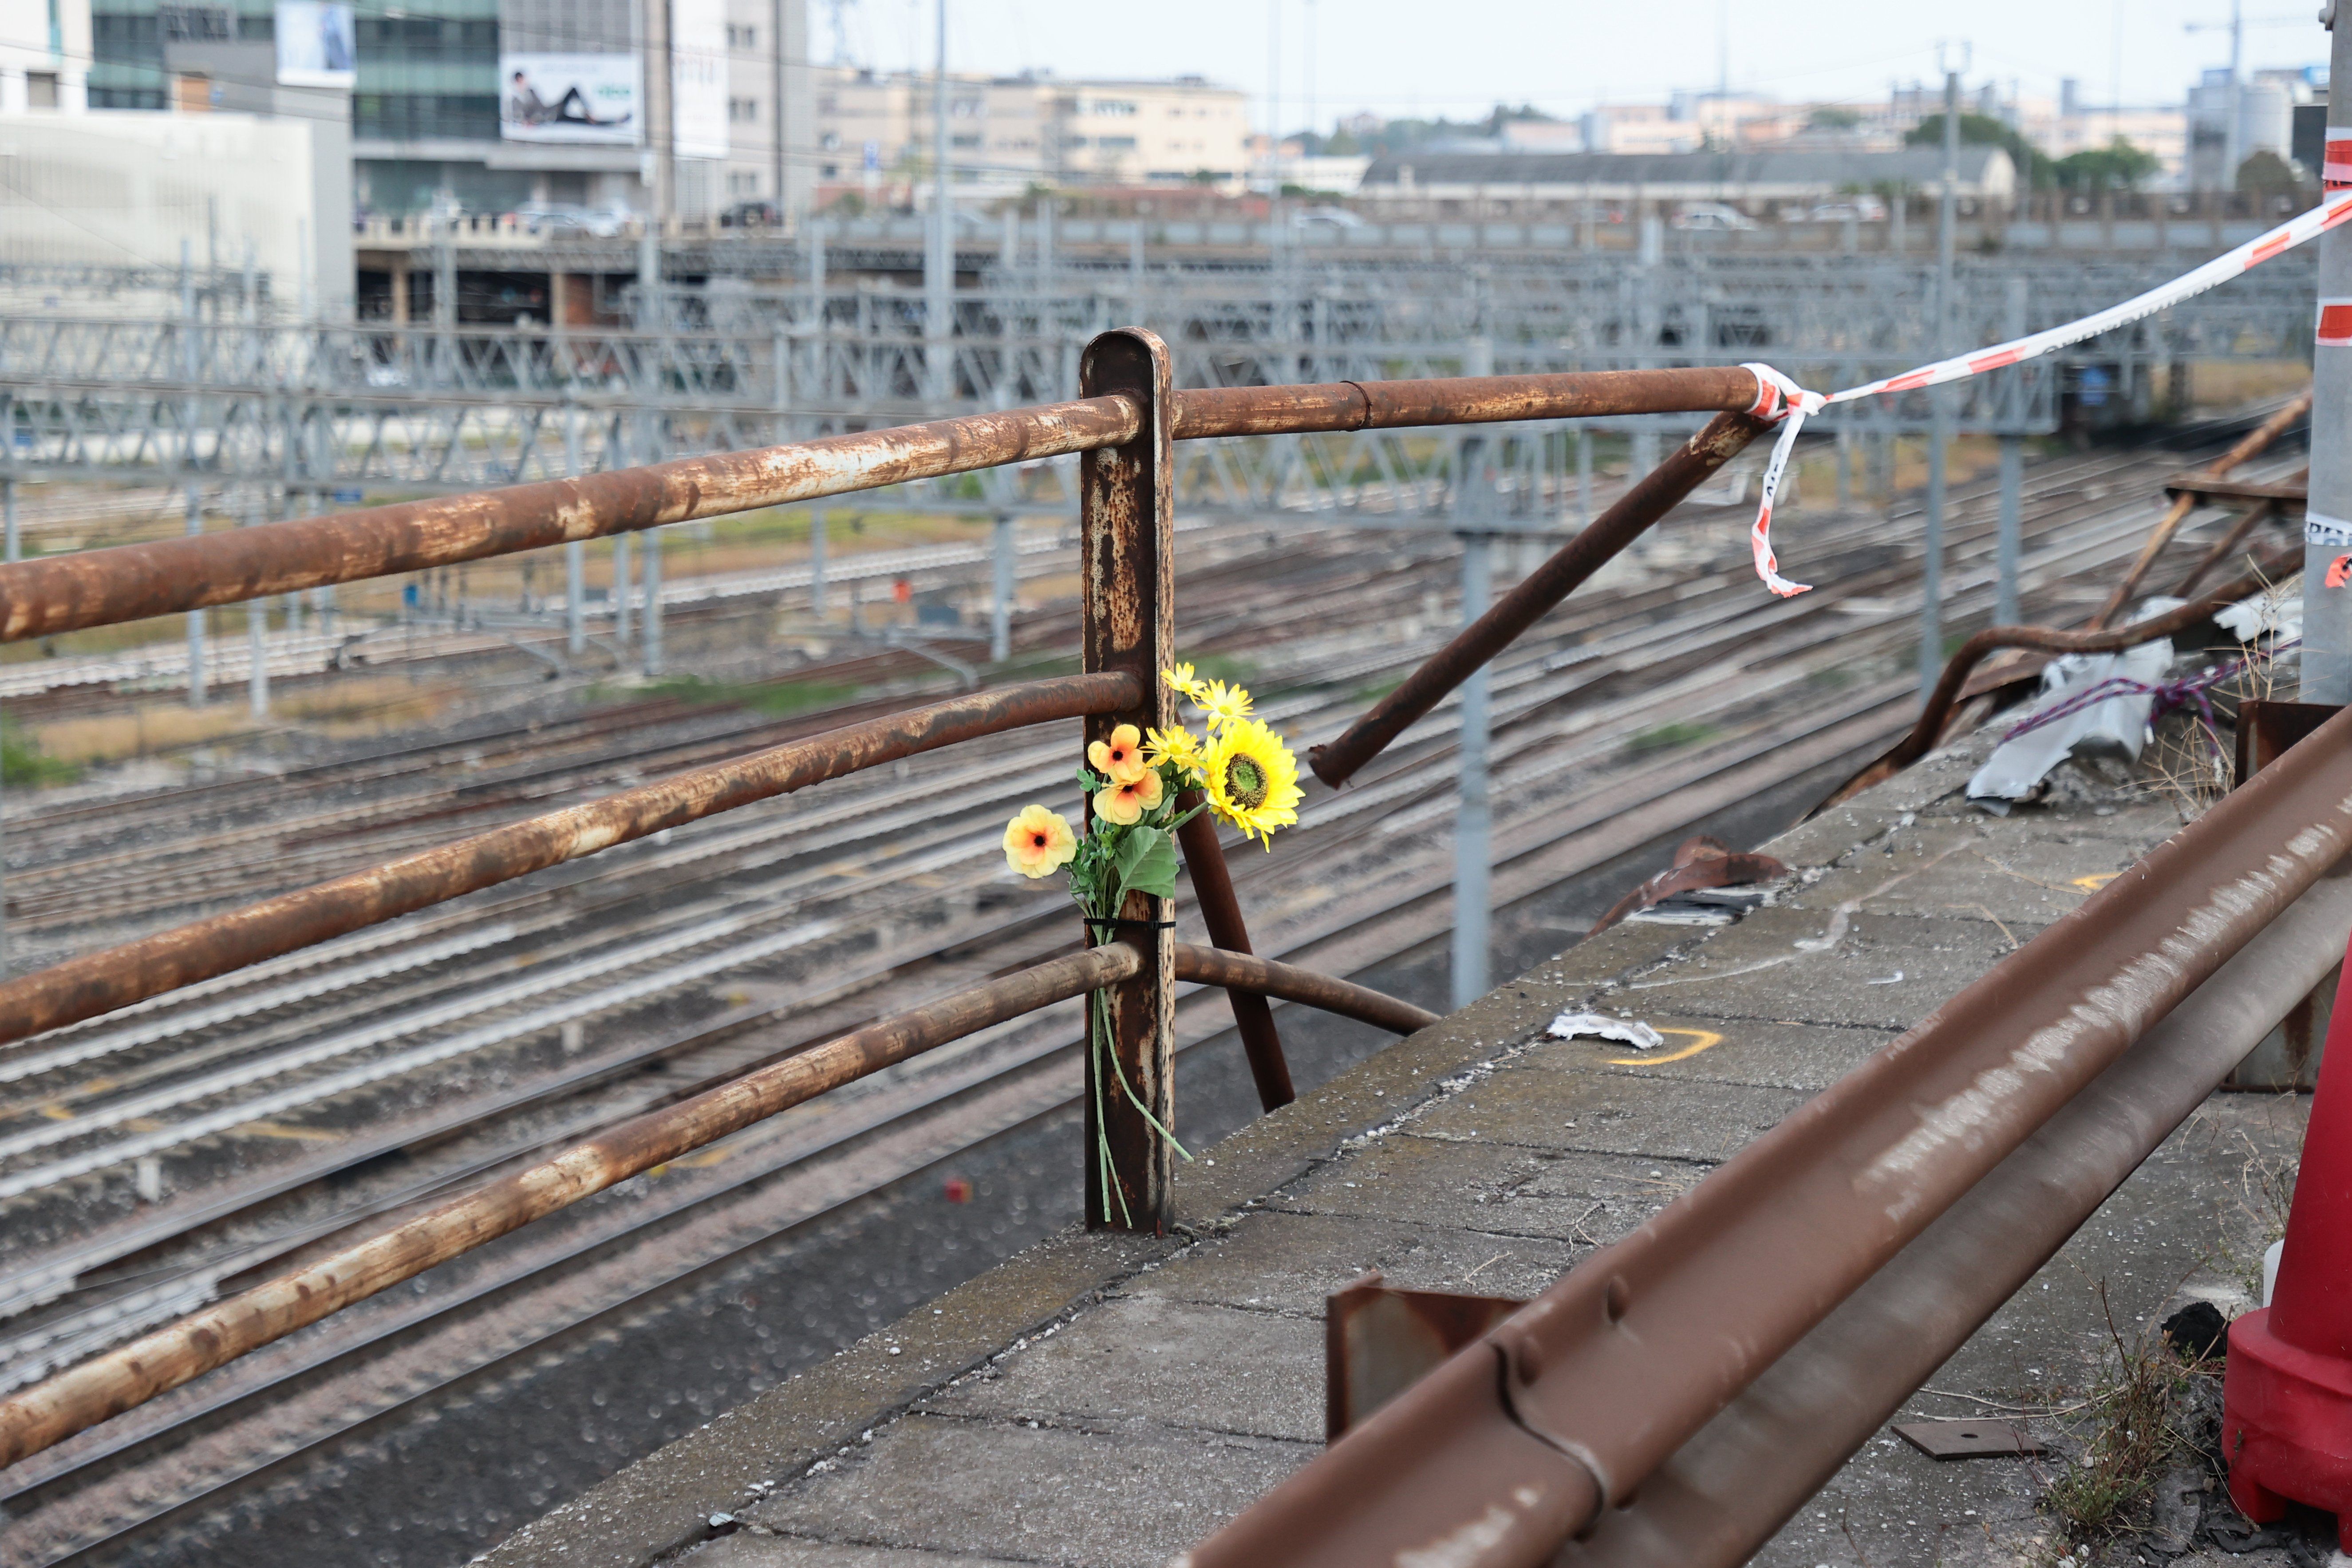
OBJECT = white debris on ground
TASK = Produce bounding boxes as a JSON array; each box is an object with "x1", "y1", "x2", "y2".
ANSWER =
[{"x1": 1544, "y1": 1011, "x2": 1665, "y2": 1051}]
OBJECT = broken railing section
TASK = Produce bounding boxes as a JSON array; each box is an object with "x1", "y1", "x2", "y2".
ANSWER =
[
  {"x1": 0, "y1": 336, "x2": 1801, "y2": 1466},
  {"x1": 1816, "y1": 543, "x2": 2298, "y2": 812},
  {"x1": 1185, "y1": 701, "x2": 2352, "y2": 1568},
  {"x1": 2084, "y1": 388, "x2": 2309, "y2": 632},
  {"x1": 1306, "y1": 409, "x2": 1773, "y2": 790}
]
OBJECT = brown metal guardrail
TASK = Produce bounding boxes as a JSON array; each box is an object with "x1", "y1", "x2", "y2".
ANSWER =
[
  {"x1": 1185, "y1": 695, "x2": 2352, "y2": 1568},
  {"x1": 0, "y1": 332, "x2": 1772, "y2": 1466}
]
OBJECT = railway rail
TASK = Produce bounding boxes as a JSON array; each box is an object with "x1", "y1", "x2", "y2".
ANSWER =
[{"x1": 0, "y1": 344, "x2": 2311, "y2": 1567}]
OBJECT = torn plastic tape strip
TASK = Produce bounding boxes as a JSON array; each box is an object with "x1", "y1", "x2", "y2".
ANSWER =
[
  {"x1": 2330, "y1": 129, "x2": 2352, "y2": 190},
  {"x1": 1737, "y1": 189, "x2": 2352, "y2": 597},
  {"x1": 2320, "y1": 299, "x2": 2352, "y2": 348},
  {"x1": 2305, "y1": 510, "x2": 2352, "y2": 549}
]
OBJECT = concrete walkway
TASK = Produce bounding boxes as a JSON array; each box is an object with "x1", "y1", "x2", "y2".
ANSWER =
[{"x1": 481, "y1": 733, "x2": 2313, "y2": 1568}]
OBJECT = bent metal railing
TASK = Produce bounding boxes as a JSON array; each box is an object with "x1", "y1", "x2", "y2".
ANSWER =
[{"x1": 0, "y1": 330, "x2": 1780, "y2": 1469}]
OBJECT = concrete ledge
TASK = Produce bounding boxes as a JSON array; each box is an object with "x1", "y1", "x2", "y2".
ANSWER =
[{"x1": 483, "y1": 735, "x2": 2216, "y2": 1568}]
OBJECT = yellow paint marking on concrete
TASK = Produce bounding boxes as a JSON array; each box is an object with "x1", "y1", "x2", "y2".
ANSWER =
[
  {"x1": 1607, "y1": 1027, "x2": 1723, "y2": 1066},
  {"x1": 37, "y1": 1104, "x2": 74, "y2": 1121},
  {"x1": 2072, "y1": 872, "x2": 2120, "y2": 891}
]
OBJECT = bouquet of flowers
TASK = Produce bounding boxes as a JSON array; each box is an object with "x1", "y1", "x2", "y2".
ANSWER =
[{"x1": 1001, "y1": 664, "x2": 1302, "y2": 1220}]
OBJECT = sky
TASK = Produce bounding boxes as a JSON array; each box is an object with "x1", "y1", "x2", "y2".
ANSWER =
[{"x1": 828, "y1": 0, "x2": 2334, "y2": 134}]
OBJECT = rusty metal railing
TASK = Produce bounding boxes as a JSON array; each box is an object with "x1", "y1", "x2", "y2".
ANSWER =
[{"x1": 0, "y1": 332, "x2": 1774, "y2": 1469}]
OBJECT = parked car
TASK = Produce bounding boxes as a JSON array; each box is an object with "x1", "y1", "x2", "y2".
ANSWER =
[
  {"x1": 722, "y1": 200, "x2": 781, "y2": 228},
  {"x1": 509, "y1": 202, "x2": 634, "y2": 237},
  {"x1": 1803, "y1": 196, "x2": 1887, "y2": 222},
  {"x1": 1670, "y1": 202, "x2": 1760, "y2": 232},
  {"x1": 1292, "y1": 205, "x2": 1366, "y2": 229}
]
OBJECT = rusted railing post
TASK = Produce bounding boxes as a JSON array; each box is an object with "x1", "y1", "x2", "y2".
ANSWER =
[
  {"x1": 1080, "y1": 326, "x2": 1178, "y2": 1232},
  {"x1": 1175, "y1": 800, "x2": 1294, "y2": 1110}
]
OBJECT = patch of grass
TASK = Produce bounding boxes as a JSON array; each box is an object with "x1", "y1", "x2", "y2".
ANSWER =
[
  {"x1": 1626, "y1": 720, "x2": 1720, "y2": 756},
  {"x1": 2039, "y1": 1280, "x2": 2219, "y2": 1552},
  {"x1": 1188, "y1": 653, "x2": 1258, "y2": 687},
  {"x1": 1352, "y1": 676, "x2": 1405, "y2": 705},
  {"x1": 1, "y1": 717, "x2": 79, "y2": 788},
  {"x1": 619, "y1": 675, "x2": 869, "y2": 718}
]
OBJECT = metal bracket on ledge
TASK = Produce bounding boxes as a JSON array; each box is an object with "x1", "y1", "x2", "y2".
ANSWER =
[{"x1": 1325, "y1": 1271, "x2": 1526, "y2": 1442}]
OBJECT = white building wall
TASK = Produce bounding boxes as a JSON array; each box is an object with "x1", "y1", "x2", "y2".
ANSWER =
[{"x1": 0, "y1": 0, "x2": 89, "y2": 113}]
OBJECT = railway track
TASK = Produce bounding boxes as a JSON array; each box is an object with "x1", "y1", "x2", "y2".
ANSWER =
[{"x1": 0, "y1": 422, "x2": 2301, "y2": 1567}]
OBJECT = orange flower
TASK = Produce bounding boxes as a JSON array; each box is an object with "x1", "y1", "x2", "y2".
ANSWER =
[
  {"x1": 1002, "y1": 804, "x2": 1077, "y2": 879},
  {"x1": 1091, "y1": 767, "x2": 1165, "y2": 826},
  {"x1": 1087, "y1": 723, "x2": 1149, "y2": 784}
]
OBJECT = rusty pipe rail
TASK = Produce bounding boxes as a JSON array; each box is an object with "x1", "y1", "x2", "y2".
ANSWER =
[
  {"x1": 1186, "y1": 696, "x2": 2352, "y2": 1568},
  {"x1": 0, "y1": 672, "x2": 1136, "y2": 1047},
  {"x1": 0, "y1": 938, "x2": 1433, "y2": 1466},
  {"x1": 1308, "y1": 410, "x2": 1773, "y2": 788},
  {"x1": 1171, "y1": 943, "x2": 1439, "y2": 1037},
  {"x1": 0, "y1": 368, "x2": 1768, "y2": 644},
  {"x1": 2084, "y1": 387, "x2": 2309, "y2": 631},
  {"x1": 1815, "y1": 543, "x2": 2296, "y2": 812},
  {"x1": 0, "y1": 942, "x2": 1144, "y2": 1470}
]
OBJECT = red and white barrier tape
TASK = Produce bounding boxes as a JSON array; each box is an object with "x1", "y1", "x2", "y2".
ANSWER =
[{"x1": 1738, "y1": 188, "x2": 2352, "y2": 598}]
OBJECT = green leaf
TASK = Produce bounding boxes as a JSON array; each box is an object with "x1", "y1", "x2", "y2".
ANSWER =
[{"x1": 1112, "y1": 827, "x2": 1179, "y2": 908}]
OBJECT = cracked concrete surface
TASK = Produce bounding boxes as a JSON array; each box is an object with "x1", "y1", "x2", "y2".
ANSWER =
[{"x1": 479, "y1": 733, "x2": 2318, "y2": 1568}]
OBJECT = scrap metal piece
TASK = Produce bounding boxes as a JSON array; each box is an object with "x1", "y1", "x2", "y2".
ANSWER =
[
  {"x1": 1587, "y1": 835, "x2": 1787, "y2": 936},
  {"x1": 1890, "y1": 1420, "x2": 2045, "y2": 1460},
  {"x1": 1327, "y1": 1273, "x2": 1527, "y2": 1440}
]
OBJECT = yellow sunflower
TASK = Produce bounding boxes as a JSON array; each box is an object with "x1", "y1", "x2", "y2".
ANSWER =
[
  {"x1": 1002, "y1": 804, "x2": 1077, "y2": 879},
  {"x1": 1194, "y1": 678, "x2": 1253, "y2": 731},
  {"x1": 1202, "y1": 719, "x2": 1301, "y2": 849},
  {"x1": 1143, "y1": 724, "x2": 1204, "y2": 780}
]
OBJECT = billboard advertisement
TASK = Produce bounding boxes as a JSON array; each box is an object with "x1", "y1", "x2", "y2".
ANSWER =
[
  {"x1": 670, "y1": 0, "x2": 730, "y2": 161},
  {"x1": 500, "y1": 54, "x2": 642, "y2": 145},
  {"x1": 275, "y1": 1, "x2": 356, "y2": 88}
]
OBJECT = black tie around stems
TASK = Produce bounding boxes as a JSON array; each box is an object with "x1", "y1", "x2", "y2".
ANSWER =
[{"x1": 1084, "y1": 916, "x2": 1177, "y2": 936}]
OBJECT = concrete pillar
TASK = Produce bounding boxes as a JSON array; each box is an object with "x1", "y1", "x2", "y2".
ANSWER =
[
  {"x1": 1576, "y1": 428, "x2": 1594, "y2": 525},
  {"x1": 1, "y1": 476, "x2": 15, "y2": 563},
  {"x1": 1451, "y1": 532, "x2": 1492, "y2": 1011},
  {"x1": 643, "y1": 529, "x2": 664, "y2": 675},
  {"x1": 1997, "y1": 435, "x2": 2024, "y2": 628},
  {"x1": 247, "y1": 496, "x2": 269, "y2": 719},
  {"x1": 991, "y1": 513, "x2": 1014, "y2": 662},
  {"x1": 2305, "y1": 12, "x2": 2352, "y2": 701},
  {"x1": 613, "y1": 534, "x2": 634, "y2": 646},
  {"x1": 810, "y1": 510, "x2": 828, "y2": 614},
  {"x1": 186, "y1": 490, "x2": 208, "y2": 706}
]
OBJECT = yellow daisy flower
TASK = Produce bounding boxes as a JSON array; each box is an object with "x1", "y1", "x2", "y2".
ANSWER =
[
  {"x1": 1002, "y1": 804, "x2": 1077, "y2": 879},
  {"x1": 1143, "y1": 724, "x2": 1204, "y2": 779},
  {"x1": 1202, "y1": 718, "x2": 1301, "y2": 849},
  {"x1": 1092, "y1": 768, "x2": 1165, "y2": 827},
  {"x1": 1086, "y1": 723, "x2": 1149, "y2": 784},
  {"x1": 1162, "y1": 663, "x2": 1206, "y2": 702},
  {"x1": 1194, "y1": 678, "x2": 1253, "y2": 731}
]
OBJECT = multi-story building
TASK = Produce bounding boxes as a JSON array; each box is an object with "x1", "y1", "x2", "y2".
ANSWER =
[
  {"x1": 811, "y1": 67, "x2": 1247, "y2": 204},
  {"x1": 82, "y1": 0, "x2": 811, "y2": 219},
  {"x1": 0, "y1": 0, "x2": 90, "y2": 109}
]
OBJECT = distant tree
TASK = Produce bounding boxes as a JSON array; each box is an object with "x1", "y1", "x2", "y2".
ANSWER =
[
  {"x1": 1807, "y1": 106, "x2": 1861, "y2": 130},
  {"x1": 1906, "y1": 111, "x2": 2051, "y2": 190},
  {"x1": 2049, "y1": 137, "x2": 2161, "y2": 193},
  {"x1": 1324, "y1": 124, "x2": 1361, "y2": 155},
  {"x1": 2236, "y1": 148, "x2": 2304, "y2": 200}
]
